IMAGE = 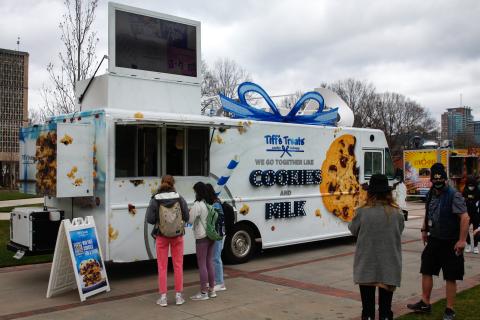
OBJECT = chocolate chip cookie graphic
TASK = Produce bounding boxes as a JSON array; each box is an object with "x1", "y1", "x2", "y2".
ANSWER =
[{"x1": 320, "y1": 134, "x2": 365, "y2": 222}]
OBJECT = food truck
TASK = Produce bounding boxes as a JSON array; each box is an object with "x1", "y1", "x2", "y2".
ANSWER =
[
  {"x1": 8, "y1": 3, "x2": 395, "y2": 264},
  {"x1": 404, "y1": 148, "x2": 479, "y2": 197}
]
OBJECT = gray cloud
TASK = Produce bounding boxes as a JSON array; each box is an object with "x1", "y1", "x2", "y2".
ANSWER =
[{"x1": 1, "y1": 0, "x2": 479, "y2": 120}]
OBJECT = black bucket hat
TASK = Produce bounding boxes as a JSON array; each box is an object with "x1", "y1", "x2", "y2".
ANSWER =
[{"x1": 368, "y1": 174, "x2": 391, "y2": 194}]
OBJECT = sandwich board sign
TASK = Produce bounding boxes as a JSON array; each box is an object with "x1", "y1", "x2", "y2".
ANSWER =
[{"x1": 47, "y1": 216, "x2": 110, "y2": 301}]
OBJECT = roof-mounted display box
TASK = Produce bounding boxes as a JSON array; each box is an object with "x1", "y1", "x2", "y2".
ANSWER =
[{"x1": 108, "y1": 2, "x2": 201, "y2": 85}]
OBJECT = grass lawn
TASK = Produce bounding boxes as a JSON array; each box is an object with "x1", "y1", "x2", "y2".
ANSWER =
[
  {"x1": 0, "y1": 204, "x2": 43, "y2": 213},
  {"x1": 0, "y1": 220, "x2": 52, "y2": 268},
  {"x1": 397, "y1": 285, "x2": 480, "y2": 319},
  {"x1": 0, "y1": 190, "x2": 40, "y2": 201}
]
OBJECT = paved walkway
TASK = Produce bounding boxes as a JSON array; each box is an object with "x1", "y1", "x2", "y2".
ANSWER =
[
  {"x1": 1, "y1": 202, "x2": 479, "y2": 320},
  {"x1": 0, "y1": 198, "x2": 43, "y2": 208}
]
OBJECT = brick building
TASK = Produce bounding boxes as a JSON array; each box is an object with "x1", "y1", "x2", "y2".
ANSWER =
[{"x1": 0, "y1": 48, "x2": 29, "y2": 188}]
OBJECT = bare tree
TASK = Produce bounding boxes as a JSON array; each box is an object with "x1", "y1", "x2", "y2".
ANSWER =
[
  {"x1": 41, "y1": 0, "x2": 99, "y2": 117},
  {"x1": 323, "y1": 78, "x2": 438, "y2": 156},
  {"x1": 213, "y1": 58, "x2": 250, "y2": 98},
  {"x1": 375, "y1": 92, "x2": 438, "y2": 155},
  {"x1": 201, "y1": 58, "x2": 250, "y2": 114},
  {"x1": 28, "y1": 107, "x2": 46, "y2": 125},
  {"x1": 327, "y1": 78, "x2": 377, "y2": 127},
  {"x1": 200, "y1": 59, "x2": 219, "y2": 113}
]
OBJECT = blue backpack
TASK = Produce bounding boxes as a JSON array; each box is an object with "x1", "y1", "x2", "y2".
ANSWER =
[{"x1": 212, "y1": 201, "x2": 225, "y2": 237}]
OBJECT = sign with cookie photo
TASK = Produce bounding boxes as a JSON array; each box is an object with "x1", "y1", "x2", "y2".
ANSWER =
[
  {"x1": 70, "y1": 227, "x2": 108, "y2": 294},
  {"x1": 47, "y1": 216, "x2": 110, "y2": 302}
]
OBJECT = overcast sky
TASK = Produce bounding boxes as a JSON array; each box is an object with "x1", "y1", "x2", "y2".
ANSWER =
[{"x1": 1, "y1": 0, "x2": 479, "y2": 121}]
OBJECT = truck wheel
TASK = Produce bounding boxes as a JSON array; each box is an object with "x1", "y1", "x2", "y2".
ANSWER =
[{"x1": 223, "y1": 224, "x2": 256, "y2": 264}]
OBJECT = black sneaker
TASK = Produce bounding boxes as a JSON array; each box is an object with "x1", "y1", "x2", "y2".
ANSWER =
[
  {"x1": 407, "y1": 300, "x2": 432, "y2": 313},
  {"x1": 443, "y1": 308, "x2": 456, "y2": 320}
]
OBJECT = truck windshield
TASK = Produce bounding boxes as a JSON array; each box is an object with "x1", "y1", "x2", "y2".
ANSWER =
[{"x1": 385, "y1": 148, "x2": 395, "y2": 179}]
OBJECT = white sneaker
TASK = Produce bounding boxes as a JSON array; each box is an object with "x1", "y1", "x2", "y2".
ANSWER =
[
  {"x1": 208, "y1": 289, "x2": 217, "y2": 298},
  {"x1": 156, "y1": 294, "x2": 167, "y2": 307},
  {"x1": 465, "y1": 244, "x2": 472, "y2": 253},
  {"x1": 474, "y1": 247, "x2": 479, "y2": 254},
  {"x1": 175, "y1": 292, "x2": 185, "y2": 305},
  {"x1": 214, "y1": 284, "x2": 227, "y2": 291},
  {"x1": 190, "y1": 292, "x2": 209, "y2": 301}
]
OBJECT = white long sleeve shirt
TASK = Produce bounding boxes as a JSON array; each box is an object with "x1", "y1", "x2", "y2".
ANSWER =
[
  {"x1": 188, "y1": 201, "x2": 208, "y2": 239},
  {"x1": 393, "y1": 182, "x2": 407, "y2": 211}
]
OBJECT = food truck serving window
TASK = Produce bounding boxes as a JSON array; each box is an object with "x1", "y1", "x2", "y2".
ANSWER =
[
  {"x1": 115, "y1": 124, "x2": 209, "y2": 178},
  {"x1": 115, "y1": 125, "x2": 159, "y2": 177},
  {"x1": 165, "y1": 127, "x2": 209, "y2": 176},
  {"x1": 449, "y1": 157, "x2": 463, "y2": 178}
]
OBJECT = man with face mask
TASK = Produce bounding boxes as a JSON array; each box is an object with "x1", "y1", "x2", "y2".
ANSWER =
[
  {"x1": 462, "y1": 176, "x2": 480, "y2": 254},
  {"x1": 407, "y1": 163, "x2": 469, "y2": 320}
]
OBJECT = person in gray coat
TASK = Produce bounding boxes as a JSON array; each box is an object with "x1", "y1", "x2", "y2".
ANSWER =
[{"x1": 349, "y1": 174, "x2": 405, "y2": 320}]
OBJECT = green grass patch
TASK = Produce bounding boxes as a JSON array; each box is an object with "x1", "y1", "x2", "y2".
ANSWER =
[
  {"x1": 397, "y1": 285, "x2": 480, "y2": 319},
  {"x1": 0, "y1": 204, "x2": 43, "y2": 213},
  {"x1": 0, "y1": 220, "x2": 52, "y2": 268},
  {"x1": 0, "y1": 191, "x2": 40, "y2": 201}
]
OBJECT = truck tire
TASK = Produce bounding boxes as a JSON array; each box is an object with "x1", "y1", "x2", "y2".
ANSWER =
[{"x1": 223, "y1": 224, "x2": 256, "y2": 264}]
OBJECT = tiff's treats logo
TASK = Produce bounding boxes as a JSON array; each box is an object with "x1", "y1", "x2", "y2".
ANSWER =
[
  {"x1": 21, "y1": 154, "x2": 36, "y2": 164},
  {"x1": 265, "y1": 134, "x2": 305, "y2": 157}
]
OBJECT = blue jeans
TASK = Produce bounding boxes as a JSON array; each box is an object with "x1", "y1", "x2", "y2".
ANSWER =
[{"x1": 213, "y1": 239, "x2": 224, "y2": 285}]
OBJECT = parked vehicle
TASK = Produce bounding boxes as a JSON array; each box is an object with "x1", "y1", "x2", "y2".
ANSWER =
[{"x1": 7, "y1": 3, "x2": 395, "y2": 264}]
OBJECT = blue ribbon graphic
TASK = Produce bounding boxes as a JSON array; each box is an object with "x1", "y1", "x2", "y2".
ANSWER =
[{"x1": 219, "y1": 82, "x2": 338, "y2": 126}]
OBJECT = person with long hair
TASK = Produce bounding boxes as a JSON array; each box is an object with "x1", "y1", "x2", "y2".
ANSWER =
[
  {"x1": 146, "y1": 175, "x2": 189, "y2": 307},
  {"x1": 349, "y1": 174, "x2": 405, "y2": 320},
  {"x1": 205, "y1": 183, "x2": 227, "y2": 291},
  {"x1": 188, "y1": 181, "x2": 216, "y2": 300}
]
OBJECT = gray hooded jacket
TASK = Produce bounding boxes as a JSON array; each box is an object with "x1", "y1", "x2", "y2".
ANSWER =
[{"x1": 146, "y1": 192, "x2": 189, "y2": 237}]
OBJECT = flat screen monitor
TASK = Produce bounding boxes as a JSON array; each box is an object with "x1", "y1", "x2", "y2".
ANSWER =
[{"x1": 108, "y1": 3, "x2": 200, "y2": 83}]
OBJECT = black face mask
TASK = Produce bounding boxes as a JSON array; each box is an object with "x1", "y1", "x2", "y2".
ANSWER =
[{"x1": 433, "y1": 181, "x2": 446, "y2": 190}]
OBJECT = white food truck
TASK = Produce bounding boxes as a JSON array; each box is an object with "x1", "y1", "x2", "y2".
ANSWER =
[{"x1": 8, "y1": 3, "x2": 395, "y2": 264}]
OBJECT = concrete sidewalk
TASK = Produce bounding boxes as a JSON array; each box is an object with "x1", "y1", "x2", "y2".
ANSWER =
[
  {"x1": 0, "y1": 198, "x2": 43, "y2": 208},
  {"x1": 1, "y1": 202, "x2": 479, "y2": 320}
]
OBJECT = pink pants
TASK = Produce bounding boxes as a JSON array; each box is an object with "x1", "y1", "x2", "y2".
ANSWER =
[{"x1": 156, "y1": 235, "x2": 184, "y2": 294}]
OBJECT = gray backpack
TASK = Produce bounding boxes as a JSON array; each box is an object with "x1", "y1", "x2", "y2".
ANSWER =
[{"x1": 158, "y1": 201, "x2": 184, "y2": 237}]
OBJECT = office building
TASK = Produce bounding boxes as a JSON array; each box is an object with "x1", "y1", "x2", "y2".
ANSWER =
[
  {"x1": 0, "y1": 48, "x2": 29, "y2": 188},
  {"x1": 441, "y1": 107, "x2": 473, "y2": 143}
]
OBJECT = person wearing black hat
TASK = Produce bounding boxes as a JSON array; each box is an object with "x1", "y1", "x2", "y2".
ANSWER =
[
  {"x1": 407, "y1": 163, "x2": 469, "y2": 320},
  {"x1": 349, "y1": 174, "x2": 405, "y2": 320}
]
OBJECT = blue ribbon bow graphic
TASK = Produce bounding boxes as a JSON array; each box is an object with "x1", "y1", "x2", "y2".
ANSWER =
[{"x1": 219, "y1": 82, "x2": 338, "y2": 126}]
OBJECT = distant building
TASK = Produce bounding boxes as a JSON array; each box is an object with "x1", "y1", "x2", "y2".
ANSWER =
[
  {"x1": 0, "y1": 48, "x2": 29, "y2": 188},
  {"x1": 441, "y1": 107, "x2": 473, "y2": 143},
  {"x1": 474, "y1": 121, "x2": 480, "y2": 145}
]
